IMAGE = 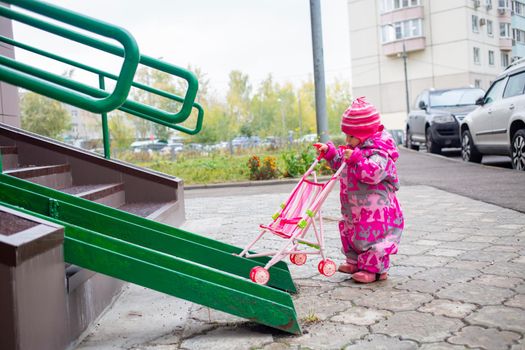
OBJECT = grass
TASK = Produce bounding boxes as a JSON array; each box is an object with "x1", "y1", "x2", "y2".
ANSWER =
[
  {"x1": 141, "y1": 153, "x2": 254, "y2": 184},
  {"x1": 301, "y1": 310, "x2": 321, "y2": 324},
  {"x1": 116, "y1": 144, "x2": 331, "y2": 185}
]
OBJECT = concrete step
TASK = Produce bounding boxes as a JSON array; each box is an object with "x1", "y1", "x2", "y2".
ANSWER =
[
  {"x1": 0, "y1": 145, "x2": 18, "y2": 170},
  {"x1": 61, "y1": 183, "x2": 125, "y2": 208},
  {"x1": 0, "y1": 210, "x2": 38, "y2": 236},
  {"x1": 4, "y1": 164, "x2": 72, "y2": 190},
  {"x1": 62, "y1": 182, "x2": 126, "y2": 286},
  {"x1": 0, "y1": 205, "x2": 67, "y2": 350},
  {"x1": 118, "y1": 201, "x2": 175, "y2": 218}
]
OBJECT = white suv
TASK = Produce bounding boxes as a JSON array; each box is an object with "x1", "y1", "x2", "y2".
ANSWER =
[{"x1": 460, "y1": 59, "x2": 525, "y2": 170}]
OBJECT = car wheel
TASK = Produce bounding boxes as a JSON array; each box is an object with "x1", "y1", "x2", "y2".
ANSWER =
[
  {"x1": 511, "y1": 129, "x2": 525, "y2": 171},
  {"x1": 425, "y1": 127, "x2": 441, "y2": 154},
  {"x1": 405, "y1": 129, "x2": 419, "y2": 151},
  {"x1": 461, "y1": 130, "x2": 482, "y2": 163}
]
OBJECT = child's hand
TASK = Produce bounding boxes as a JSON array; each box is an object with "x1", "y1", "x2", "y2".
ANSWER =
[
  {"x1": 313, "y1": 143, "x2": 328, "y2": 153},
  {"x1": 343, "y1": 148, "x2": 354, "y2": 159}
]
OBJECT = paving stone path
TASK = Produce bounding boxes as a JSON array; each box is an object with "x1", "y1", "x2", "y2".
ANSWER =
[{"x1": 77, "y1": 185, "x2": 525, "y2": 350}]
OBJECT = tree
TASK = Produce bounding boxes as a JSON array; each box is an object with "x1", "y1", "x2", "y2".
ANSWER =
[
  {"x1": 276, "y1": 83, "x2": 296, "y2": 138},
  {"x1": 227, "y1": 70, "x2": 252, "y2": 131},
  {"x1": 108, "y1": 112, "x2": 135, "y2": 151},
  {"x1": 21, "y1": 92, "x2": 71, "y2": 139},
  {"x1": 296, "y1": 80, "x2": 317, "y2": 135},
  {"x1": 250, "y1": 74, "x2": 279, "y2": 137},
  {"x1": 190, "y1": 103, "x2": 228, "y2": 144},
  {"x1": 327, "y1": 79, "x2": 352, "y2": 135},
  {"x1": 104, "y1": 64, "x2": 353, "y2": 146},
  {"x1": 131, "y1": 65, "x2": 210, "y2": 142}
]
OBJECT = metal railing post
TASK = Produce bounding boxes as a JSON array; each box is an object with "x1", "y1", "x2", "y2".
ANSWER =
[{"x1": 99, "y1": 74, "x2": 110, "y2": 159}]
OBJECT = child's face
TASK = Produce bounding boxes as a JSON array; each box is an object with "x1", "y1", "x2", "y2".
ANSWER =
[{"x1": 346, "y1": 134, "x2": 361, "y2": 148}]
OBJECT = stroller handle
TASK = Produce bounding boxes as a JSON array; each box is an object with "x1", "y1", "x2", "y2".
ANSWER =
[{"x1": 313, "y1": 143, "x2": 325, "y2": 161}]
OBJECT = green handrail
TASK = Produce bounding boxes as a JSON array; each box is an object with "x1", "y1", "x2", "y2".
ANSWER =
[
  {"x1": 0, "y1": 34, "x2": 200, "y2": 125},
  {"x1": 0, "y1": 2, "x2": 199, "y2": 125},
  {"x1": 0, "y1": 49, "x2": 204, "y2": 135},
  {"x1": 0, "y1": 0, "x2": 204, "y2": 158},
  {"x1": 0, "y1": 33, "x2": 199, "y2": 126},
  {"x1": 0, "y1": 0, "x2": 139, "y2": 114}
]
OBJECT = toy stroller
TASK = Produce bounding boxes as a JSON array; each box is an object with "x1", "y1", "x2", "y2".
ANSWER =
[{"x1": 239, "y1": 147, "x2": 347, "y2": 285}]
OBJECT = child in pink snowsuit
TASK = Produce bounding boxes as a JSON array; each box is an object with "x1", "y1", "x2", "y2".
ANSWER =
[{"x1": 314, "y1": 97, "x2": 404, "y2": 283}]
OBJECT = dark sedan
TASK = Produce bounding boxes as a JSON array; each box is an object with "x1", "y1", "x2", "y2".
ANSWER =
[{"x1": 405, "y1": 88, "x2": 484, "y2": 153}]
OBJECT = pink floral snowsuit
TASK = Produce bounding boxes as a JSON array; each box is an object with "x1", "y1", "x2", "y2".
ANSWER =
[{"x1": 324, "y1": 130, "x2": 404, "y2": 274}]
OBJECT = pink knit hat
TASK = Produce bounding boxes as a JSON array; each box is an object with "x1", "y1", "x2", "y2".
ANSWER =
[{"x1": 341, "y1": 96, "x2": 382, "y2": 141}]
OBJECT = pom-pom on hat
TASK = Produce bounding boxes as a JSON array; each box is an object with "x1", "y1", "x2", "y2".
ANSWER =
[{"x1": 341, "y1": 96, "x2": 382, "y2": 141}]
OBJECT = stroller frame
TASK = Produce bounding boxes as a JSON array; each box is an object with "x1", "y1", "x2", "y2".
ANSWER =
[{"x1": 239, "y1": 153, "x2": 346, "y2": 285}]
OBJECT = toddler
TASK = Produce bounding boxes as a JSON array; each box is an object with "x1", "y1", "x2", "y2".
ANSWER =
[{"x1": 314, "y1": 97, "x2": 404, "y2": 283}]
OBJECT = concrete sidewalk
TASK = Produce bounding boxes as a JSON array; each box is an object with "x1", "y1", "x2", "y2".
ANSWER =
[{"x1": 76, "y1": 184, "x2": 525, "y2": 350}]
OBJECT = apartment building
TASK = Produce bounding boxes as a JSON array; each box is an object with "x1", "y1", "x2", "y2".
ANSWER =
[{"x1": 348, "y1": 0, "x2": 525, "y2": 129}]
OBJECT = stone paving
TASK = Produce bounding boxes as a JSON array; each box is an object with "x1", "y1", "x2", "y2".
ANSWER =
[{"x1": 77, "y1": 185, "x2": 525, "y2": 350}]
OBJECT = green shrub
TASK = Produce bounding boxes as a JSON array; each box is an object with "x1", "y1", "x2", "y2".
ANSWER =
[
  {"x1": 281, "y1": 147, "x2": 316, "y2": 178},
  {"x1": 247, "y1": 155, "x2": 261, "y2": 180}
]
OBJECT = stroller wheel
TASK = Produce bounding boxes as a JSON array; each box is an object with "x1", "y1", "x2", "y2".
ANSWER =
[
  {"x1": 318, "y1": 259, "x2": 337, "y2": 277},
  {"x1": 250, "y1": 266, "x2": 270, "y2": 285},
  {"x1": 290, "y1": 253, "x2": 307, "y2": 266}
]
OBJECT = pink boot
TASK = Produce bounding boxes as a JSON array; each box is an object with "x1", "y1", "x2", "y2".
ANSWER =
[
  {"x1": 338, "y1": 263, "x2": 359, "y2": 274},
  {"x1": 352, "y1": 270, "x2": 388, "y2": 283}
]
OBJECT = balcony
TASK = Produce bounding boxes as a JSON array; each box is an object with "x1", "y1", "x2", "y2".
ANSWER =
[
  {"x1": 498, "y1": 10, "x2": 512, "y2": 20},
  {"x1": 380, "y1": 6, "x2": 424, "y2": 25},
  {"x1": 497, "y1": 0, "x2": 512, "y2": 18},
  {"x1": 500, "y1": 37, "x2": 513, "y2": 51},
  {"x1": 383, "y1": 37, "x2": 426, "y2": 56}
]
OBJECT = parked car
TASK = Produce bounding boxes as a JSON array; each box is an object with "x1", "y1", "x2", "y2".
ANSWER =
[
  {"x1": 261, "y1": 136, "x2": 281, "y2": 149},
  {"x1": 387, "y1": 129, "x2": 405, "y2": 146},
  {"x1": 297, "y1": 133, "x2": 318, "y2": 143},
  {"x1": 405, "y1": 87, "x2": 485, "y2": 153},
  {"x1": 130, "y1": 140, "x2": 167, "y2": 153},
  {"x1": 231, "y1": 136, "x2": 260, "y2": 148},
  {"x1": 460, "y1": 59, "x2": 525, "y2": 170},
  {"x1": 231, "y1": 136, "x2": 250, "y2": 148},
  {"x1": 160, "y1": 141, "x2": 183, "y2": 156}
]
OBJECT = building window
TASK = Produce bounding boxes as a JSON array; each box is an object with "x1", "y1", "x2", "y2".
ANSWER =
[
  {"x1": 498, "y1": 0, "x2": 510, "y2": 9},
  {"x1": 472, "y1": 15, "x2": 479, "y2": 33},
  {"x1": 501, "y1": 51, "x2": 510, "y2": 67},
  {"x1": 381, "y1": 0, "x2": 393, "y2": 12},
  {"x1": 489, "y1": 50, "x2": 495, "y2": 65},
  {"x1": 486, "y1": 0, "x2": 493, "y2": 9},
  {"x1": 381, "y1": 19, "x2": 423, "y2": 42},
  {"x1": 380, "y1": 0, "x2": 421, "y2": 13},
  {"x1": 475, "y1": 79, "x2": 482, "y2": 88},
  {"x1": 396, "y1": 22, "x2": 403, "y2": 39},
  {"x1": 513, "y1": 28, "x2": 525, "y2": 43},
  {"x1": 513, "y1": 1, "x2": 525, "y2": 15},
  {"x1": 474, "y1": 47, "x2": 481, "y2": 64},
  {"x1": 500, "y1": 23, "x2": 511, "y2": 38},
  {"x1": 487, "y1": 20, "x2": 493, "y2": 36},
  {"x1": 409, "y1": 19, "x2": 422, "y2": 36}
]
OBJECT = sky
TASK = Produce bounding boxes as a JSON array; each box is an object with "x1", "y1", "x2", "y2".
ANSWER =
[{"x1": 11, "y1": 0, "x2": 352, "y2": 97}]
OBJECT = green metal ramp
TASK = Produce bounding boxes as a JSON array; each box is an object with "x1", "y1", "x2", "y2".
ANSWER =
[{"x1": 0, "y1": 174, "x2": 301, "y2": 334}]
